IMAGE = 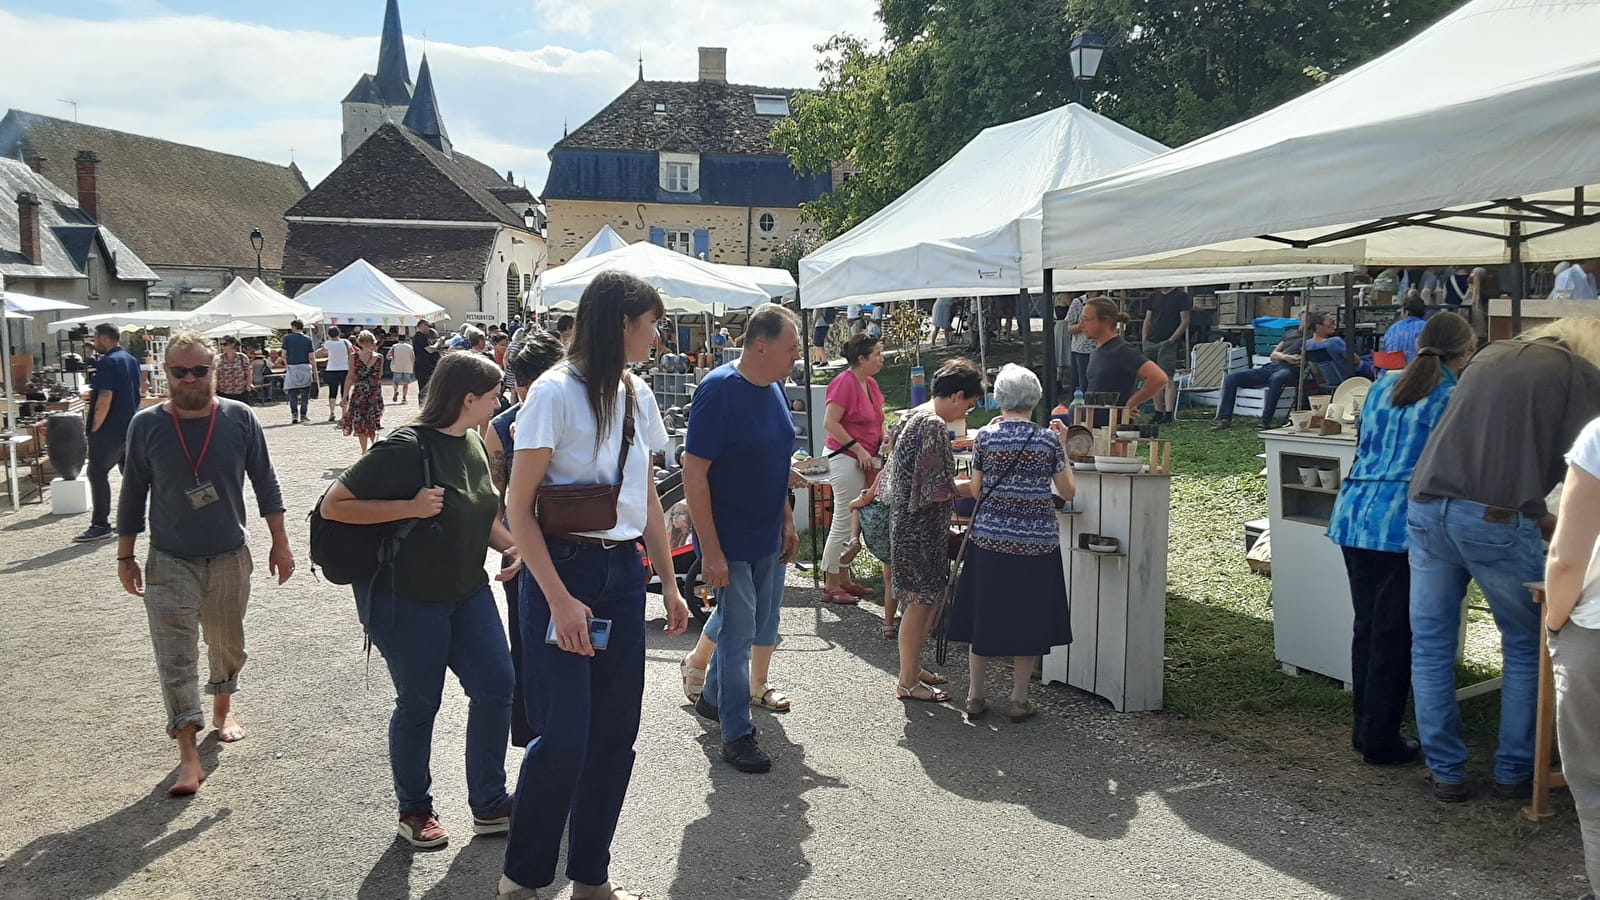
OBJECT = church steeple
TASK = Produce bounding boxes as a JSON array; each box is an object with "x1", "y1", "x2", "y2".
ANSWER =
[
  {"x1": 373, "y1": 0, "x2": 413, "y2": 106},
  {"x1": 402, "y1": 54, "x2": 452, "y2": 155}
]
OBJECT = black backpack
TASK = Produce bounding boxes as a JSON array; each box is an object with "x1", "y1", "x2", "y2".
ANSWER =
[{"x1": 308, "y1": 426, "x2": 434, "y2": 586}]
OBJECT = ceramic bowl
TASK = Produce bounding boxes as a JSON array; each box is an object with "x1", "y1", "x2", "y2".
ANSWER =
[
  {"x1": 1094, "y1": 455, "x2": 1145, "y2": 474},
  {"x1": 1088, "y1": 537, "x2": 1121, "y2": 554}
]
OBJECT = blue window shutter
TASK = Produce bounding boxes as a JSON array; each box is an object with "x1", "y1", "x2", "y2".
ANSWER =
[
  {"x1": 648, "y1": 226, "x2": 665, "y2": 246},
  {"x1": 693, "y1": 229, "x2": 710, "y2": 259}
]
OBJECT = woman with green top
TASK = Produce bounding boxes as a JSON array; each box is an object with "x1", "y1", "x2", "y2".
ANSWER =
[{"x1": 320, "y1": 352, "x2": 521, "y2": 849}]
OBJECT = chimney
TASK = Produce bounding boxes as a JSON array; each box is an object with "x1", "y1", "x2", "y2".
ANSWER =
[
  {"x1": 25, "y1": 155, "x2": 46, "y2": 174},
  {"x1": 75, "y1": 150, "x2": 100, "y2": 220},
  {"x1": 697, "y1": 47, "x2": 727, "y2": 84},
  {"x1": 17, "y1": 192, "x2": 41, "y2": 265}
]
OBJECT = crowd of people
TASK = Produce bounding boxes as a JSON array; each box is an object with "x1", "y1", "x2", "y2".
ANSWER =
[{"x1": 74, "y1": 265, "x2": 1600, "y2": 898}]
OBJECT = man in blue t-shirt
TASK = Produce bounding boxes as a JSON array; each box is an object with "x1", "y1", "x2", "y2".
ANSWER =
[
  {"x1": 280, "y1": 319, "x2": 316, "y2": 424},
  {"x1": 74, "y1": 323, "x2": 143, "y2": 542},
  {"x1": 682, "y1": 304, "x2": 802, "y2": 774}
]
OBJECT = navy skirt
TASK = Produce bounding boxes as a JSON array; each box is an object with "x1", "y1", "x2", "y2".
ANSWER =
[{"x1": 947, "y1": 544, "x2": 1070, "y2": 657}]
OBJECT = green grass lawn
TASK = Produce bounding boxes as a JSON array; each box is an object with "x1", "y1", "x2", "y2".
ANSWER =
[{"x1": 841, "y1": 341, "x2": 1510, "y2": 754}]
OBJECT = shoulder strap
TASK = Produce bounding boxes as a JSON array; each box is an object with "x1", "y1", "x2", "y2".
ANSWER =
[
  {"x1": 617, "y1": 376, "x2": 636, "y2": 485},
  {"x1": 409, "y1": 426, "x2": 435, "y2": 488}
]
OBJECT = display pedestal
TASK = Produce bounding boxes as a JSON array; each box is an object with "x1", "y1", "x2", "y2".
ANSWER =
[
  {"x1": 1042, "y1": 470, "x2": 1171, "y2": 712},
  {"x1": 50, "y1": 476, "x2": 90, "y2": 516}
]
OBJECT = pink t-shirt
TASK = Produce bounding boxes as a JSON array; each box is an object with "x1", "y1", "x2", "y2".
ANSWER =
[{"x1": 824, "y1": 370, "x2": 885, "y2": 455}]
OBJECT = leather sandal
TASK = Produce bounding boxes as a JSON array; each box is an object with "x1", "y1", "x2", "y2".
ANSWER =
[
  {"x1": 918, "y1": 669, "x2": 948, "y2": 686},
  {"x1": 751, "y1": 683, "x2": 792, "y2": 711},
  {"x1": 680, "y1": 655, "x2": 706, "y2": 703},
  {"x1": 571, "y1": 882, "x2": 643, "y2": 900},
  {"x1": 820, "y1": 588, "x2": 859, "y2": 605},
  {"x1": 496, "y1": 878, "x2": 541, "y2": 899},
  {"x1": 897, "y1": 682, "x2": 950, "y2": 703}
]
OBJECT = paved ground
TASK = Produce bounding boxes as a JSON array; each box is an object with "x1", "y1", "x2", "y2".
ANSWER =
[{"x1": 0, "y1": 406, "x2": 1585, "y2": 899}]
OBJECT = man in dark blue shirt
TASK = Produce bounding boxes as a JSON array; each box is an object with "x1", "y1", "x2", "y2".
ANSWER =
[
  {"x1": 682, "y1": 304, "x2": 803, "y2": 774},
  {"x1": 280, "y1": 319, "x2": 315, "y2": 424},
  {"x1": 74, "y1": 323, "x2": 142, "y2": 542}
]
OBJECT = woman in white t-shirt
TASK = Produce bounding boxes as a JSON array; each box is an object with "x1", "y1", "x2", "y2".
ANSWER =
[
  {"x1": 498, "y1": 271, "x2": 689, "y2": 900},
  {"x1": 319, "y1": 325, "x2": 354, "y2": 422},
  {"x1": 388, "y1": 338, "x2": 416, "y2": 404},
  {"x1": 1546, "y1": 414, "x2": 1600, "y2": 895}
]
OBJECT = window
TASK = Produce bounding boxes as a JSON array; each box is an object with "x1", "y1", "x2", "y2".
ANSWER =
[
  {"x1": 664, "y1": 163, "x2": 692, "y2": 192},
  {"x1": 654, "y1": 102, "x2": 666, "y2": 113},
  {"x1": 753, "y1": 94, "x2": 790, "y2": 116},
  {"x1": 758, "y1": 213, "x2": 776, "y2": 233},
  {"x1": 523, "y1": 274, "x2": 532, "y2": 293},
  {"x1": 664, "y1": 230, "x2": 692, "y2": 255},
  {"x1": 506, "y1": 264, "x2": 521, "y2": 303}
]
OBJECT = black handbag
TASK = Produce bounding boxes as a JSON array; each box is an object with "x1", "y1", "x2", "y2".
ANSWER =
[{"x1": 308, "y1": 426, "x2": 434, "y2": 586}]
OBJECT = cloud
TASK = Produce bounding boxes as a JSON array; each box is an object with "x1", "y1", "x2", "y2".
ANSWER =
[{"x1": 0, "y1": 3, "x2": 883, "y2": 191}]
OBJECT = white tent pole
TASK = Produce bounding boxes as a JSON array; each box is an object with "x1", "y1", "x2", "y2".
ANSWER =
[
  {"x1": 1, "y1": 275, "x2": 19, "y2": 511},
  {"x1": 975, "y1": 297, "x2": 989, "y2": 391}
]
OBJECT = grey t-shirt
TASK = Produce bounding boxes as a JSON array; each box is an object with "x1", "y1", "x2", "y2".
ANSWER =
[
  {"x1": 1411, "y1": 339, "x2": 1600, "y2": 516},
  {"x1": 117, "y1": 398, "x2": 285, "y2": 558}
]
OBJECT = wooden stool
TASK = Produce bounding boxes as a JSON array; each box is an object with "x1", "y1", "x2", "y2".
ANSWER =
[{"x1": 1522, "y1": 581, "x2": 1567, "y2": 822}]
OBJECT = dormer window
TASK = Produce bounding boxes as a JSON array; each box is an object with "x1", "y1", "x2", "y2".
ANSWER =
[
  {"x1": 654, "y1": 102, "x2": 666, "y2": 114},
  {"x1": 753, "y1": 94, "x2": 789, "y2": 116},
  {"x1": 659, "y1": 151, "x2": 699, "y2": 193}
]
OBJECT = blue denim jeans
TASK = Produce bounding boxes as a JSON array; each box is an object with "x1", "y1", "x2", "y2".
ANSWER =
[
  {"x1": 504, "y1": 539, "x2": 646, "y2": 890},
  {"x1": 288, "y1": 386, "x2": 311, "y2": 420},
  {"x1": 355, "y1": 581, "x2": 513, "y2": 817},
  {"x1": 702, "y1": 552, "x2": 785, "y2": 744},
  {"x1": 1218, "y1": 362, "x2": 1297, "y2": 425},
  {"x1": 1406, "y1": 498, "x2": 1544, "y2": 784}
]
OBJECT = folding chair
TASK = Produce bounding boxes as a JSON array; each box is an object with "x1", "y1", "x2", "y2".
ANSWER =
[
  {"x1": 1176, "y1": 339, "x2": 1231, "y2": 411},
  {"x1": 1372, "y1": 350, "x2": 1408, "y2": 373}
]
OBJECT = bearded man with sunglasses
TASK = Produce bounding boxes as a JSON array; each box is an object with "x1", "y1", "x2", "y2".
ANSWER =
[{"x1": 116, "y1": 332, "x2": 294, "y2": 795}]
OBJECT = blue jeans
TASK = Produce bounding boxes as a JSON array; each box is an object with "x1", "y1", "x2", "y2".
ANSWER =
[
  {"x1": 288, "y1": 387, "x2": 311, "y2": 420},
  {"x1": 702, "y1": 552, "x2": 785, "y2": 744},
  {"x1": 1218, "y1": 362, "x2": 1297, "y2": 425},
  {"x1": 87, "y1": 428, "x2": 125, "y2": 529},
  {"x1": 505, "y1": 539, "x2": 646, "y2": 890},
  {"x1": 356, "y1": 582, "x2": 514, "y2": 816},
  {"x1": 1406, "y1": 498, "x2": 1544, "y2": 784},
  {"x1": 1071, "y1": 351, "x2": 1091, "y2": 394}
]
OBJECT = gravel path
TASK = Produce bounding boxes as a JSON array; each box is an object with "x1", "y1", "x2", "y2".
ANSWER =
[{"x1": 0, "y1": 409, "x2": 1582, "y2": 899}]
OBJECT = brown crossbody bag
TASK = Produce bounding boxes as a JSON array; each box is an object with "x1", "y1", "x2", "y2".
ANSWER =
[{"x1": 533, "y1": 375, "x2": 635, "y2": 539}]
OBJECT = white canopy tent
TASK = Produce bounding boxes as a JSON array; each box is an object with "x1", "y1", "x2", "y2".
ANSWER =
[
  {"x1": 1, "y1": 282, "x2": 88, "y2": 510},
  {"x1": 1039, "y1": 0, "x2": 1600, "y2": 331},
  {"x1": 294, "y1": 259, "x2": 448, "y2": 328},
  {"x1": 532, "y1": 241, "x2": 773, "y2": 313},
  {"x1": 202, "y1": 320, "x2": 276, "y2": 339},
  {"x1": 719, "y1": 263, "x2": 797, "y2": 301},
  {"x1": 186, "y1": 277, "x2": 323, "y2": 331},
  {"x1": 569, "y1": 225, "x2": 631, "y2": 262},
  {"x1": 45, "y1": 309, "x2": 198, "y2": 335}
]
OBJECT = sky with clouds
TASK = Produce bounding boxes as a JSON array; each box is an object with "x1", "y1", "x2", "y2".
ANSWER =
[{"x1": 0, "y1": 0, "x2": 882, "y2": 192}]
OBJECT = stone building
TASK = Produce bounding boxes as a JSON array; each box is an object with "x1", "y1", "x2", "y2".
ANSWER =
[
  {"x1": 0, "y1": 110, "x2": 308, "y2": 307},
  {"x1": 0, "y1": 156, "x2": 156, "y2": 361},
  {"x1": 543, "y1": 47, "x2": 832, "y2": 267}
]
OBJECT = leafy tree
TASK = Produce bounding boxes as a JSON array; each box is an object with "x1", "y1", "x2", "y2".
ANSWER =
[{"x1": 776, "y1": 0, "x2": 1458, "y2": 237}]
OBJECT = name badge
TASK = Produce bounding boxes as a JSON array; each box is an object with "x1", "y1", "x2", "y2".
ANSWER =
[{"x1": 186, "y1": 481, "x2": 221, "y2": 510}]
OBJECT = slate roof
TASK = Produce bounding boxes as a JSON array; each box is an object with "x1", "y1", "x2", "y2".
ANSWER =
[
  {"x1": 0, "y1": 156, "x2": 157, "y2": 282},
  {"x1": 401, "y1": 55, "x2": 451, "y2": 154},
  {"x1": 556, "y1": 79, "x2": 806, "y2": 156},
  {"x1": 286, "y1": 124, "x2": 526, "y2": 229},
  {"x1": 281, "y1": 222, "x2": 494, "y2": 281},
  {"x1": 373, "y1": 0, "x2": 414, "y2": 106},
  {"x1": 0, "y1": 109, "x2": 309, "y2": 271}
]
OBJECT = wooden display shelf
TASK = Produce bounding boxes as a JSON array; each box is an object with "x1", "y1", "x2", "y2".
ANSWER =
[
  {"x1": 1281, "y1": 514, "x2": 1331, "y2": 527},
  {"x1": 1071, "y1": 547, "x2": 1127, "y2": 561},
  {"x1": 1283, "y1": 483, "x2": 1339, "y2": 496}
]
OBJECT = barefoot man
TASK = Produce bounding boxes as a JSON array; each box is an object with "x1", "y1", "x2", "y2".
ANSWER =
[{"x1": 116, "y1": 331, "x2": 294, "y2": 795}]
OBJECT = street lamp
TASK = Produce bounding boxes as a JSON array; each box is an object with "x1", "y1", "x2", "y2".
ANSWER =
[
  {"x1": 1069, "y1": 30, "x2": 1107, "y2": 107},
  {"x1": 248, "y1": 227, "x2": 264, "y2": 281}
]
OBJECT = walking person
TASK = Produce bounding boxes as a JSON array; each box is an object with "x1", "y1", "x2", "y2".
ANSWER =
[
  {"x1": 339, "y1": 330, "x2": 385, "y2": 454},
  {"x1": 1544, "y1": 414, "x2": 1600, "y2": 899},
  {"x1": 680, "y1": 304, "x2": 804, "y2": 775},
  {"x1": 74, "y1": 323, "x2": 141, "y2": 543},
  {"x1": 319, "y1": 325, "x2": 353, "y2": 423},
  {"x1": 948, "y1": 364, "x2": 1074, "y2": 722},
  {"x1": 115, "y1": 331, "x2": 293, "y2": 795},
  {"x1": 388, "y1": 333, "x2": 416, "y2": 403},
  {"x1": 1140, "y1": 285, "x2": 1191, "y2": 424},
  {"x1": 885, "y1": 358, "x2": 983, "y2": 704},
  {"x1": 212, "y1": 335, "x2": 253, "y2": 404},
  {"x1": 319, "y1": 352, "x2": 522, "y2": 848},
  {"x1": 485, "y1": 331, "x2": 567, "y2": 749},
  {"x1": 1407, "y1": 316, "x2": 1600, "y2": 801},
  {"x1": 281, "y1": 319, "x2": 315, "y2": 424},
  {"x1": 819, "y1": 333, "x2": 886, "y2": 605},
  {"x1": 412, "y1": 320, "x2": 442, "y2": 400},
  {"x1": 498, "y1": 272, "x2": 688, "y2": 900},
  {"x1": 1325, "y1": 312, "x2": 1474, "y2": 767}
]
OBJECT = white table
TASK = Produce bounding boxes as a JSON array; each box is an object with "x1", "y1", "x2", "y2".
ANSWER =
[{"x1": 2, "y1": 432, "x2": 33, "y2": 512}]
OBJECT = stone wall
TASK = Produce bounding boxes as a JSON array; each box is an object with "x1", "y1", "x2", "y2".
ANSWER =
[{"x1": 546, "y1": 199, "x2": 815, "y2": 267}]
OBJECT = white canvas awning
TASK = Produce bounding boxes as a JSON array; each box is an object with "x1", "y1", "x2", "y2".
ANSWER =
[
  {"x1": 202, "y1": 320, "x2": 277, "y2": 339},
  {"x1": 532, "y1": 241, "x2": 772, "y2": 313},
  {"x1": 1041, "y1": 0, "x2": 1600, "y2": 294},
  {"x1": 45, "y1": 309, "x2": 197, "y2": 334},
  {"x1": 570, "y1": 225, "x2": 631, "y2": 261},
  {"x1": 294, "y1": 259, "x2": 448, "y2": 327},
  {"x1": 186, "y1": 277, "x2": 323, "y2": 331}
]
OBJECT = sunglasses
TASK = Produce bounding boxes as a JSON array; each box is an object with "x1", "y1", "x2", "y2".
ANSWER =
[{"x1": 167, "y1": 365, "x2": 212, "y2": 380}]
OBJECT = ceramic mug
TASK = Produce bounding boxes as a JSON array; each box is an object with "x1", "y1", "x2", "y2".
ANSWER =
[
  {"x1": 1297, "y1": 466, "x2": 1320, "y2": 486},
  {"x1": 1318, "y1": 468, "x2": 1341, "y2": 490}
]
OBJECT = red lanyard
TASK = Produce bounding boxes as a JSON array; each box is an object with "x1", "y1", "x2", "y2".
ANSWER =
[{"x1": 169, "y1": 399, "x2": 219, "y2": 483}]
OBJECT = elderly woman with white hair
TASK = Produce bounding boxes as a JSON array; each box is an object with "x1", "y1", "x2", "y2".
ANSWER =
[{"x1": 946, "y1": 363, "x2": 1075, "y2": 722}]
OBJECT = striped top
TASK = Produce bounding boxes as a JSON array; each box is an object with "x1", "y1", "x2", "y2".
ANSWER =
[
  {"x1": 971, "y1": 418, "x2": 1066, "y2": 556},
  {"x1": 1325, "y1": 368, "x2": 1457, "y2": 553}
]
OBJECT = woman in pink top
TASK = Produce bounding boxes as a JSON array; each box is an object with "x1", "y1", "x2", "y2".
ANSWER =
[{"x1": 820, "y1": 333, "x2": 886, "y2": 604}]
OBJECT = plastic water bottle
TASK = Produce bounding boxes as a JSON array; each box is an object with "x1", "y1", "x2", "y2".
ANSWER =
[{"x1": 1071, "y1": 388, "x2": 1085, "y2": 407}]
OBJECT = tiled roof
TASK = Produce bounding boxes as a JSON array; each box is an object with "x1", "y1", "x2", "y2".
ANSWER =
[
  {"x1": 287, "y1": 124, "x2": 526, "y2": 229},
  {"x1": 0, "y1": 156, "x2": 157, "y2": 281},
  {"x1": 0, "y1": 109, "x2": 309, "y2": 271},
  {"x1": 401, "y1": 55, "x2": 451, "y2": 154},
  {"x1": 282, "y1": 222, "x2": 494, "y2": 281},
  {"x1": 556, "y1": 79, "x2": 807, "y2": 156}
]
